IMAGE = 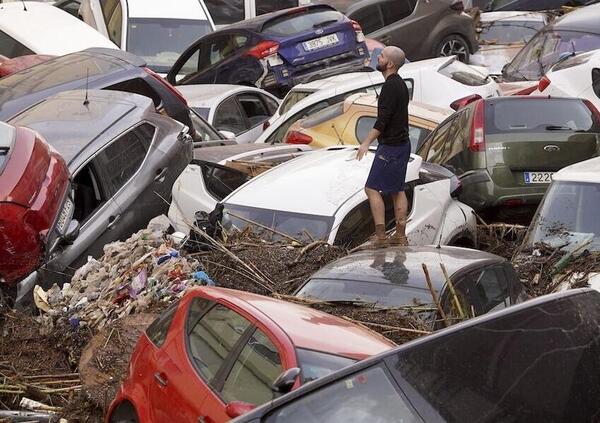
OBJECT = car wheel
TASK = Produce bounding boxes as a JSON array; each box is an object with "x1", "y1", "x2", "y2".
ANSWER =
[{"x1": 437, "y1": 35, "x2": 470, "y2": 63}]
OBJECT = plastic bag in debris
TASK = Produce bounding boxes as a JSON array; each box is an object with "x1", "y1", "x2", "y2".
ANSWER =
[{"x1": 33, "y1": 215, "x2": 216, "y2": 329}]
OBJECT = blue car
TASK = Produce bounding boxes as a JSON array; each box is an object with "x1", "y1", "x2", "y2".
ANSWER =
[{"x1": 166, "y1": 5, "x2": 369, "y2": 96}]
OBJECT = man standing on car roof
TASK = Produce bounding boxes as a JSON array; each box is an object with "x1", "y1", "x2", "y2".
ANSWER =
[{"x1": 357, "y1": 46, "x2": 410, "y2": 248}]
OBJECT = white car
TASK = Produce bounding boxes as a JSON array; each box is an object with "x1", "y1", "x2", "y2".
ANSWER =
[
  {"x1": 169, "y1": 147, "x2": 478, "y2": 249},
  {"x1": 72, "y1": 0, "x2": 214, "y2": 74},
  {"x1": 470, "y1": 11, "x2": 548, "y2": 76},
  {"x1": 177, "y1": 84, "x2": 280, "y2": 144},
  {"x1": 0, "y1": 1, "x2": 117, "y2": 58},
  {"x1": 531, "y1": 49, "x2": 600, "y2": 110}
]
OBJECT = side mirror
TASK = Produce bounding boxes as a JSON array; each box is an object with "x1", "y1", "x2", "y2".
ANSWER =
[
  {"x1": 62, "y1": 219, "x2": 80, "y2": 244},
  {"x1": 219, "y1": 130, "x2": 236, "y2": 140},
  {"x1": 271, "y1": 367, "x2": 301, "y2": 395},
  {"x1": 225, "y1": 401, "x2": 255, "y2": 419}
]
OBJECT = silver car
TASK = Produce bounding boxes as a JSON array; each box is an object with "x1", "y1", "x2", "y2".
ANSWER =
[{"x1": 9, "y1": 89, "x2": 192, "y2": 293}]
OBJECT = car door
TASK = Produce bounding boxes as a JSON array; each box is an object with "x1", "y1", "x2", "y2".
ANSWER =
[{"x1": 235, "y1": 92, "x2": 274, "y2": 143}]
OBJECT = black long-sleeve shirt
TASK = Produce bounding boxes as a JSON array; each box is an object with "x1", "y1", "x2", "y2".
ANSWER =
[{"x1": 373, "y1": 73, "x2": 410, "y2": 145}]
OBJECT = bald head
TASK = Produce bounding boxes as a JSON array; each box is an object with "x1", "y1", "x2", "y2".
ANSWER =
[{"x1": 382, "y1": 46, "x2": 406, "y2": 70}]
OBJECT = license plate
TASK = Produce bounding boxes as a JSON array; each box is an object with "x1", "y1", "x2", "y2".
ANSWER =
[
  {"x1": 302, "y1": 33, "x2": 339, "y2": 51},
  {"x1": 56, "y1": 197, "x2": 74, "y2": 233},
  {"x1": 524, "y1": 171, "x2": 553, "y2": 184}
]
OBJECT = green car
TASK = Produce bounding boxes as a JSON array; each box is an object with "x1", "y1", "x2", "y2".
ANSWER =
[{"x1": 416, "y1": 96, "x2": 600, "y2": 219}]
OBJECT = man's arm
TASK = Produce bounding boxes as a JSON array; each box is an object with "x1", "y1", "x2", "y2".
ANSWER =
[{"x1": 357, "y1": 127, "x2": 381, "y2": 160}]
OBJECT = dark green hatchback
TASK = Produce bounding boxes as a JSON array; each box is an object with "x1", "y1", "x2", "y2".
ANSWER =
[{"x1": 417, "y1": 96, "x2": 600, "y2": 219}]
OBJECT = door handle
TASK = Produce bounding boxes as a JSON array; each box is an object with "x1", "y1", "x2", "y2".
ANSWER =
[
  {"x1": 154, "y1": 372, "x2": 168, "y2": 387},
  {"x1": 106, "y1": 214, "x2": 121, "y2": 230},
  {"x1": 154, "y1": 167, "x2": 168, "y2": 183}
]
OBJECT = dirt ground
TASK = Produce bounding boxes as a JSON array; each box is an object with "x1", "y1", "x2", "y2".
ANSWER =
[{"x1": 2, "y1": 225, "x2": 599, "y2": 421}]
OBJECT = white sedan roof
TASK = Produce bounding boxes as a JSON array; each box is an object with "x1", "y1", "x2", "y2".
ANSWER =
[
  {"x1": 0, "y1": 2, "x2": 117, "y2": 55},
  {"x1": 177, "y1": 84, "x2": 279, "y2": 109},
  {"x1": 127, "y1": 0, "x2": 210, "y2": 19},
  {"x1": 480, "y1": 11, "x2": 549, "y2": 23},
  {"x1": 224, "y1": 147, "x2": 421, "y2": 216},
  {"x1": 553, "y1": 157, "x2": 600, "y2": 184}
]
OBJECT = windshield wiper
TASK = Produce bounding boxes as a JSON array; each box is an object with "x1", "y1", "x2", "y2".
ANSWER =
[{"x1": 313, "y1": 19, "x2": 337, "y2": 29}]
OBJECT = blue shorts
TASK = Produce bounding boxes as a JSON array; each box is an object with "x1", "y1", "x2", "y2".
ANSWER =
[{"x1": 365, "y1": 142, "x2": 410, "y2": 194}]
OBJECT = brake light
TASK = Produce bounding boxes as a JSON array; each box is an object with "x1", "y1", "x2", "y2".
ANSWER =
[
  {"x1": 450, "y1": 0, "x2": 464, "y2": 11},
  {"x1": 285, "y1": 131, "x2": 312, "y2": 145},
  {"x1": 143, "y1": 67, "x2": 188, "y2": 106},
  {"x1": 538, "y1": 76, "x2": 551, "y2": 92},
  {"x1": 583, "y1": 99, "x2": 600, "y2": 127},
  {"x1": 469, "y1": 100, "x2": 485, "y2": 152},
  {"x1": 450, "y1": 94, "x2": 482, "y2": 111},
  {"x1": 247, "y1": 41, "x2": 280, "y2": 59}
]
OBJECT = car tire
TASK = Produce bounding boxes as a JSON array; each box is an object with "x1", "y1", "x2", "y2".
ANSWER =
[{"x1": 436, "y1": 34, "x2": 470, "y2": 63}]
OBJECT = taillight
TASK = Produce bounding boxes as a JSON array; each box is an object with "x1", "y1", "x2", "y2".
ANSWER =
[
  {"x1": 351, "y1": 20, "x2": 365, "y2": 43},
  {"x1": 583, "y1": 99, "x2": 600, "y2": 127},
  {"x1": 263, "y1": 120, "x2": 271, "y2": 131},
  {"x1": 538, "y1": 76, "x2": 551, "y2": 92},
  {"x1": 469, "y1": 100, "x2": 485, "y2": 152},
  {"x1": 286, "y1": 131, "x2": 312, "y2": 145},
  {"x1": 450, "y1": 94, "x2": 482, "y2": 111},
  {"x1": 246, "y1": 41, "x2": 280, "y2": 59},
  {"x1": 143, "y1": 67, "x2": 188, "y2": 106},
  {"x1": 450, "y1": 0, "x2": 464, "y2": 11}
]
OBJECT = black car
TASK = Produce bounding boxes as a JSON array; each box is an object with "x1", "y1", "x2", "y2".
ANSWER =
[
  {"x1": 167, "y1": 5, "x2": 370, "y2": 96},
  {"x1": 0, "y1": 48, "x2": 226, "y2": 144},
  {"x1": 233, "y1": 288, "x2": 600, "y2": 423},
  {"x1": 295, "y1": 246, "x2": 527, "y2": 327},
  {"x1": 312, "y1": 0, "x2": 479, "y2": 63}
]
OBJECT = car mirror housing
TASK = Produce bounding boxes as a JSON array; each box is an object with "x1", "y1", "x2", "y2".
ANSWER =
[
  {"x1": 225, "y1": 401, "x2": 255, "y2": 419},
  {"x1": 61, "y1": 219, "x2": 80, "y2": 244},
  {"x1": 271, "y1": 367, "x2": 301, "y2": 394}
]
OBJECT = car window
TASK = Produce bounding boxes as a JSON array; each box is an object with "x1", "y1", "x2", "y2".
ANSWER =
[
  {"x1": 201, "y1": 162, "x2": 251, "y2": 201},
  {"x1": 333, "y1": 200, "x2": 375, "y2": 247},
  {"x1": 189, "y1": 109, "x2": 224, "y2": 142},
  {"x1": 262, "y1": 94, "x2": 279, "y2": 115},
  {"x1": 56, "y1": 0, "x2": 81, "y2": 17},
  {"x1": 443, "y1": 110, "x2": 470, "y2": 161},
  {"x1": 200, "y1": 34, "x2": 248, "y2": 70},
  {"x1": 187, "y1": 302, "x2": 252, "y2": 382},
  {"x1": 106, "y1": 1, "x2": 123, "y2": 46},
  {"x1": 349, "y1": 5, "x2": 384, "y2": 35},
  {"x1": 381, "y1": 0, "x2": 414, "y2": 26},
  {"x1": 221, "y1": 328, "x2": 283, "y2": 404},
  {"x1": 256, "y1": 0, "x2": 297, "y2": 16},
  {"x1": 265, "y1": 365, "x2": 420, "y2": 422},
  {"x1": 0, "y1": 30, "x2": 34, "y2": 58},
  {"x1": 214, "y1": 97, "x2": 249, "y2": 134},
  {"x1": 97, "y1": 124, "x2": 154, "y2": 193},
  {"x1": 422, "y1": 117, "x2": 454, "y2": 163},
  {"x1": 470, "y1": 265, "x2": 511, "y2": 313},
  {"x1": 593, "y1": 68, "x2": 600, "y2": 100},
  {"x1": 296, "y1": 348, "x2": 356, "y2": 384},
  {"x1": 280, "y1": 90, "x2": 316, "y2": 115},
  {"x1": 105, "y1": 78, "x2": 162, "y2": 107},
  {"x1": 238, "y1": 93, "x2": 271, "y2": 127},
  {"x1": 262, "y1": 9, "x2": 343, "y2": 36},
  {"x1": 205, "y1": 0, "x2": 244, "y2": 25},
  {"x1": 178, "y1": 47, "x2": 201, "y2": 79},
  {"x1": 265, "y1": 102, "x2": 329, "y2": 144},
  {"x1": 356, "y1": 116, "x2": 377, "y2": 146},
  {"x1": 146, "y1": 300, "x2": 180, "y2": 347},
  {"x1": 100, "y1": 0, "x2": 119, "y2": 22},
  {"x1": 438, "y1": 60, "x2": 489, "y2": 87},
  {"x1": 479, "y1": 20, "x2": 544, "y2": 44},
  {"x1": 72, "y1": 160, "x2": 107, "y2": 224}
]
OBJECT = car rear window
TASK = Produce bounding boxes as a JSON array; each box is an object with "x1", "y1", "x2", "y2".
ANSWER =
[
  {"x1": 300, "y1": 102, "x2": 344, "y2": 128},
  {"x1": 485, "y1": 99, "x2": 599, "y2": 135},
  {"x1": 262, "y1": 8, "x2": 343, "y2": 36},
  {"x1": 296, "y1": 348, "x2": 356, "y2": 383},
  {"x1": 280, "y1": 90, "x2": 316, "y2": 114},
  {"x1": 0, "y1": 123, "x2": 16, "y2": 175},
  {"x1": 438, "y1": 59, "x2": 489, "y2": 87},
  {"x1": 479, "y1": 20, "x2": 544, "y2": 44}
]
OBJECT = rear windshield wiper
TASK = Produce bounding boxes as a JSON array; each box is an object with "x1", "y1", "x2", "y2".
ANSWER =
[
  {"x1": 313, "y1": 19, "x2": 338, "y2": 29},
  {"x1": 545, "y1": 125, "x2": 573, "y2": 131}
]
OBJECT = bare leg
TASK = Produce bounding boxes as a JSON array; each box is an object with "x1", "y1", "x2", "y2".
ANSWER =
[
  {"x1": 390, "y1": 191, "x2": 408, "y2": 245},
  {"x1": 365, "y1": 187, "x2": 385, "y2": 225}
]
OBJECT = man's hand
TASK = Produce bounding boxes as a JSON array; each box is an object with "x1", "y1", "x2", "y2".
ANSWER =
[{"x1": 356, "y1": 143, "x2": 370, "y2": 161}]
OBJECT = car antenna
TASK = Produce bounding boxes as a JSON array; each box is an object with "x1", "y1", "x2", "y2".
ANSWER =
[
  {"x1": 20, "y1": 0, "x2": 27, "y2": 11},
  {"x1": 83, "y1": 68, "x2": 90, "y2": 106},
  {"x1": 366, "y1": 69, "x2": 380, "y2": 100},
  {"x1": 331, "y1": 123, "x2": 344, "y2": 145}
]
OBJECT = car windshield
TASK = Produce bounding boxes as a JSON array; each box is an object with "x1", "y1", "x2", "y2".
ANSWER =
[
  {"x1": 262, "y1": 9, "x2": 343, "y2": 36},
  {"x1": 296, "y1": 278, "x2": 434, "y2": 308},
  {"x1": 479, "y1": 20, "x2": 545, "y2": 44},
  {"x1": 280, "y1": 90, "x2": 317, "y2": 114},
  {"x1": 523, "y1": 181, "x2": 600, "y2": 252},
  {"x1": 223, "y1": 204, "x2": 334, "y2": 242},
  {"x1": 485, "y1": 98, "x2": 599, "y2": 134},
  {"x1": 296, "y1": 348, "x2": 356, "y2": 383},
  {"x1": 503, "y1": 29, "x2": 600, "y2": 81},
  {"x1": 127, "y1": 18, "x2": 212, "y2": 73}
]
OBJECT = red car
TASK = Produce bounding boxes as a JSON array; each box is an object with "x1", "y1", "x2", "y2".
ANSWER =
[
  {"x1": 0, "y1": 121, "x2": 72, "y2": 301},
  {"x1": 0, "y1": 54, "x2": 55, "y2": 78},
  {"x1": 107, "y1": 287, "x2": 395, "y2": 423}
]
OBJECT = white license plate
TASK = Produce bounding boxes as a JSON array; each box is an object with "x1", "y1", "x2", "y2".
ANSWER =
[
  {"x1": 302, "y1": 33, "x2": 339, "y2": 51},
  {"x1": 524, "y1": 171, "x2": 553, "y2": 184},
  {"x1": 56, "y1": 197, "x2": 74, "y2": 233}
]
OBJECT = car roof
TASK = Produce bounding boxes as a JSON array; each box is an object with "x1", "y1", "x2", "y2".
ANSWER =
[
  {"x1": 8, "y1": 89, "x2": 153, "y2": 168},
  {"x1": 350, "y1": 94, "x2": 452, "y2": 122},
  {"x1": 552, "y1": 157, "x2": 600, "y2": 184},
  {"x1": 126, "y1": 0, "x2": 210, "y2": 20},
  {"x1": 309, "y1": 246, "x2": 503, "y2": 293},
  {"x1": 225, "y1": 148, "x2": 421, "y2": 216},
  {"x1": 222, "y1": 4, "x2": 336, "y2": 32},
  {"x1": 200, "y1": 287, "x2": 395, "y2": 359},
  {"x1": 178, "y1": 84, "x2": 272, "y2": 109},
  {"x1": 480, "y1": 11, "x2": 548, "y2": 23},
  {"x1": 551, "y1": 3, "x2": 600, "y2": 33},
  {"x1": 0, "y1": 2, "x2": 118, "y2": 55}
]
